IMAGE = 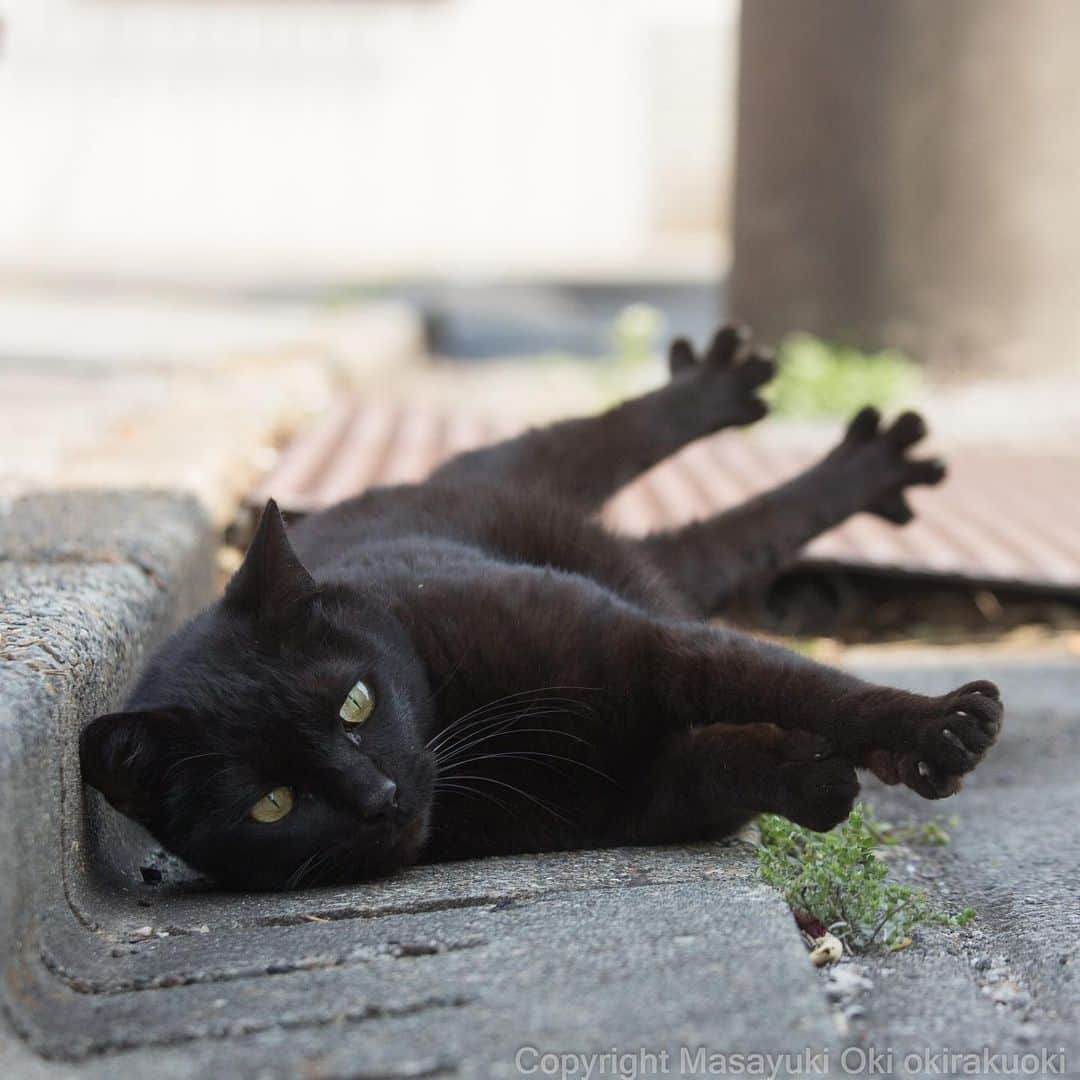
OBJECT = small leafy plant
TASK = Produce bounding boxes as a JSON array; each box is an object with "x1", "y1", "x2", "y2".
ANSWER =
[
  {"x1": 766, "y1": 334, "x2": 923, "y2": 419},
  {"x1": 756, "y1": 805, "x2": 975, "y2": 952}
]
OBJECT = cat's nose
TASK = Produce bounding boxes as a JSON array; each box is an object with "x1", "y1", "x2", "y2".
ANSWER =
[{"x1": 360, "y1": 773, "x2": 398, "y2": 820}]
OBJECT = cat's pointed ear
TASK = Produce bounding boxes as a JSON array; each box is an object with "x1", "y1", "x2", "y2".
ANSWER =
[
  {"x1": 224, "y1": 498, "x2": 317, "y2": 624},
  {"x1": 79, "y1": 709, "x2": 181, "y2": 822}
]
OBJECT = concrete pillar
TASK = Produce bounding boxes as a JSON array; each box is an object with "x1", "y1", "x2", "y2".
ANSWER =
[{"x1": 731, "y1": 0, "x2": 1080, "y2": 372}]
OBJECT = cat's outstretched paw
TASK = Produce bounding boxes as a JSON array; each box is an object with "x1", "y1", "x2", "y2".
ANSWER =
[
  {"x1": 826, "y1": 406, "x2": 947, "y2": 525},
  {"x1": 866, "y1": 681, "x2": 1003, "y2": 799},
  {"x1": 668, "y1": 324, "x2": 776, "y2": 429},
  {"x1": 778, "y1": 732, "x2": 860, "y2": 832}
]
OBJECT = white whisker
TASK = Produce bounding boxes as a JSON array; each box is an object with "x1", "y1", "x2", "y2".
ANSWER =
[{"x1": 442, "y1": 773, "x2": 572, "y2": 826}]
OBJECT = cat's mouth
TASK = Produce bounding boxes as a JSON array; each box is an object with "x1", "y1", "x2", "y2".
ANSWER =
[
  {"x1": 287, "y1": 810, "x2": 427, "y2": 888},
  {"x1": 401, "y1": 811, "x2": 425, "y2": 844},
  {"x1": 394, "y1": 809, "x2": 429, "y2": 862}
]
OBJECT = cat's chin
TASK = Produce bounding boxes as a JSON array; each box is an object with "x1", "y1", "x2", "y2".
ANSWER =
[
  {"x1": 316, "y1": 811, "x2": 428, "y2": 887},
  {"x1": 391, "y1": 808, "x2": 430, "y2": 867}
]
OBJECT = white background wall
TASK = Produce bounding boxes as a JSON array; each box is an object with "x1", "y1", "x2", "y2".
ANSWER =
[{"x1": 0, "y1": 0, "x2": 737, "y2": 287}]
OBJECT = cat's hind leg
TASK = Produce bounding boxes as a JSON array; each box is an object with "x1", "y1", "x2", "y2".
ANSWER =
[
  {"x1": 640, "y1": 407, "x2": 946, "y2": 613},
  {"x1": 430, "y1": 325, "x2": 775, "y2": 513}
]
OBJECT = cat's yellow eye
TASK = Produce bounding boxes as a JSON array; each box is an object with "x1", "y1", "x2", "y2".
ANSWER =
[
  {"x1": 249, "y1": 786, "x2": 295, "y2": 824},
  {"x1": 340, "y1": 678, "x2": 375, "y2": 728}
]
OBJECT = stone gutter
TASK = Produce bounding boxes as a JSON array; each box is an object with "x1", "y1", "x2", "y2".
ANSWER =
[{"x1": 0, "y1": 490, "x2": 840, "y2": 1076}]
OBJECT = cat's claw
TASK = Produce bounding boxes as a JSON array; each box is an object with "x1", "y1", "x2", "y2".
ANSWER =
[
  {"x1": 887, "y1": 681, "x2": 1004, "y2": 799},
  {"x1": 667, "y1": 323, "x2": 776, "y2": 429}
]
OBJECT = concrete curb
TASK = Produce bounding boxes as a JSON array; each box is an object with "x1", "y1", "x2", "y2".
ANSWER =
[{"x1": 0, "y1": 491, "x2": 216, "y2": 1076}]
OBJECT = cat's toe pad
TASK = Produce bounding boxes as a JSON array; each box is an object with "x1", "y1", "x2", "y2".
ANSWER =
[
  {"x1": 829, "y1": 407, "x2": 948, "y2": 527},
  {"x1": 668, "y1": 323, "x2": 776, "y2": 428}
]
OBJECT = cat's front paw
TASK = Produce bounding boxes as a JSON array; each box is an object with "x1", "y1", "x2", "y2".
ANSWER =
[
  {"x1": 668, "y1": 324, "x2": 776, "y2": 429},
  {"x1": 778, "y1": 733, "x2": 860, "y2": 832},
  {"x1": 868, "y1": 681, "x2": 1003, "y2": 799},
  {"x1": 827, "y1": 406, "x2": 947, "y2": 524}
]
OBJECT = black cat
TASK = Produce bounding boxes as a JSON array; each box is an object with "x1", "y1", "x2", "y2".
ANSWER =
[{"x1": 81, "y1": 326, "x2": 1003, "y2": 890}]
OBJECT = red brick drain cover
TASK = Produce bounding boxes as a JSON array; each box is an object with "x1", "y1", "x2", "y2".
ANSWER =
[{"x1": 251, "y1": 400, "x2": 1080, "y2": 593}]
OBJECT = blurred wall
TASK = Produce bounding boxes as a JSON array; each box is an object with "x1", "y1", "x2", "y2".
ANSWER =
[{"x1": 0, "y1": 0, "x2": 736, "y2": 289}]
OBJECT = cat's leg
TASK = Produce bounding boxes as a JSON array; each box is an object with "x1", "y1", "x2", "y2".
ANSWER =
[
  {"x1": 640, "y1": 407, "x2": 946, "y2": 613},
  {"x1": 429, "y1": 325, "x2": 775, "y2": 512},
  {"x1": 637, "y1": 723, "x2": 860, "y2": 841},
  {"x1": 640, "y1": 671, "x2": 1002, "y2": 840},
  {"x1": 403, "y1": 565, "x2": 1002, "y2": 822},
  {"x1": 674, "y1": 630, "x2": 1004, "y2": 804}
]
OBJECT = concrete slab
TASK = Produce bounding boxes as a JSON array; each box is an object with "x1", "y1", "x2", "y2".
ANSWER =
[{"x1": 17, "y1": 846, "x2": 838, "y2": 1071}]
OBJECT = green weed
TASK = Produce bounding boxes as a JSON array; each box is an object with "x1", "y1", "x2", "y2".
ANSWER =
[
  {"x1": 756, "y1": 804, "x2": 975, "y2": 952},
  {"x1": 766, "y1": 334, "x2": 923, "y2": 419}
]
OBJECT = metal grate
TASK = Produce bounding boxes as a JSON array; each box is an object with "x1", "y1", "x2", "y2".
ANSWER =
[{"x1": 251, "y1": 401, "x2": 1080, "y2": 592}]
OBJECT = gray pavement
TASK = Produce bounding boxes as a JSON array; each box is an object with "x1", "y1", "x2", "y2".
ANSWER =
[
  {"x1": 834, "y1": 659, "x2": 1079, "y2": 1077},
  {"x1": 0, "y1": 290, "x2": 424, "y2": 526},
  {"x1": 1, "y1": 492, "x2": 1078, "y2": 1078},
  {"x1": 23, "y1": 848, "x2": 839, "y2": 1077}
]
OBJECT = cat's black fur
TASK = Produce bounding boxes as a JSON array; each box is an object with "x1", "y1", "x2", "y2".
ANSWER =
[{"x1": 81, "y1": 326, "x2": 1003, "y2": 890}]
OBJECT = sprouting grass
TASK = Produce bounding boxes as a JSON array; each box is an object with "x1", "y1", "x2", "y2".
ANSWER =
[
  {"x1": 862, "y1": 811, "x2": 957, "y2": 850},
  {"x1": 765, "y1": 334, "x2": 923, "y2": 419},
  {"x1": 756, "y1": 805, "x2": 975, "y2": 953}
]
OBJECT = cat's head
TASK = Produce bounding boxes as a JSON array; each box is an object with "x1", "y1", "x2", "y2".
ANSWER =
[{"x1": 80, "y1": 500, "x2": 435, "y2": 890}]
